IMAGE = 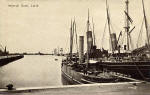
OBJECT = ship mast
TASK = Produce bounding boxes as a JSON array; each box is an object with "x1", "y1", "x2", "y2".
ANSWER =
[
  {"x1": 70, "y1": 20, "x2": 73, "y2": 59},
  {"x1": 86, "y1": 9, "x2": 90, "y2": 68},
  {"x1": 106, "y1": 0, "x2": 113, "y2": 53},
  {"x1": 142, "y1": 0, "x2": 150, "y2": 47},
  {"x1": 73, "y1": 19, "x2": 78, "y2": 53},
  {"x1": 125, "y1": 0, "x2": 130, "y2": 50}
]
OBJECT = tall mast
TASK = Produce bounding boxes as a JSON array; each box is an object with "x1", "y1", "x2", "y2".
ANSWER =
[
  {"x1": 74, "y1": 19, "x2": 78, "y2": 53},
  {"x1": 70, "y1": 20, "x2": 73, "y2": 59},
  {"x1": 142, "y1": 0, "x2": 149, "y2": 46},
  {"x1": 125, "y1": 0, "x2": 130, "y2": 50},
  {"x1": 106, "y1": 0, "x2": 113, "y2": 52},
  {"x1": 87, "y1": 9, "x2": 90, "y2": 32},
  {"x1": 92, "y1": 18, "x2": 96, "y2": 46},
  {"x1": 86, "y1": 9, "x2": 90, "y2": 68}
]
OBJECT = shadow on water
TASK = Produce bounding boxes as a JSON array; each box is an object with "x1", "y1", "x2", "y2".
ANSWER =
[{"x1": 0, "y1": 55, "x2": 63, "y2": 88}]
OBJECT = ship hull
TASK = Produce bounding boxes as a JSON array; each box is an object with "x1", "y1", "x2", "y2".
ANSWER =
[
  {"x1": 98, "y1": 61, "x2": 150, "y2": 81},
  {"x1": 61, "y1": 69, "x2": 82, "y2": 85},
  {"x1": 61, "y1": 64, "x2": 83, "y2": 85},
  {"x1": 61, "y1": 63, "x2": 132, "y2": 85},
  {"x1": 0, "y1": 55, "x2": 24, "y2": 67}
]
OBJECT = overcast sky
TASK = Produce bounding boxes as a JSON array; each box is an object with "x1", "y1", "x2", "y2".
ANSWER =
[{"x1": 0, "y1": 0, "x2": 150, "y2": 53}]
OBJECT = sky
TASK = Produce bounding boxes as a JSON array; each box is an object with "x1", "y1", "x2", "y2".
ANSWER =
[{"x1": 0, "y1": 0, "x2": 150, "y2": 53}]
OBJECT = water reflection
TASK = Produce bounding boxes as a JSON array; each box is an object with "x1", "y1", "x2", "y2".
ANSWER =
[{"x1": 0, "y1": 55, "x2": 62, "y2": 88}]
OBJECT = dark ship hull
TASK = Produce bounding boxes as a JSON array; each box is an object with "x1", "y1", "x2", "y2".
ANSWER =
[
  {"x1": 61, "y1": 62, "x2": 133, "y2": 85},
  {"x1": 0, "y1": 55, "x2": 24, "y2": 67},
  {"x1": 61, "y1": 60, "x2": 150, "y2": 85},
  {"x1": 97, "y1": 61, "x2": 150, "y2": 81}
]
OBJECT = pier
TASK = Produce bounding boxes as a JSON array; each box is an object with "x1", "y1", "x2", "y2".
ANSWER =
[
  {"x1": 0, "y1": 55, "x2": 24, "y2": 67},
  {"x1": 0, "y1": 82, "x2": 149, "y2": 95}
]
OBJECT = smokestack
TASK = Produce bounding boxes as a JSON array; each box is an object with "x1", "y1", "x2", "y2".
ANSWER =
[
  {"x1": 86, "y1": 31, "x2": 93, "y2": 54},
  {"x1": 79, "y1": 36, "x2": 84, "y2": 64},
  {"x1": 110, "y1": 33, "x2": 117, "y2": 51}
]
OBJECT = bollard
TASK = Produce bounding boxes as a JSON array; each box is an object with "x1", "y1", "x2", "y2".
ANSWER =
[{"x1": 6, "y1": 84, "x2": 13, "y2": 90}]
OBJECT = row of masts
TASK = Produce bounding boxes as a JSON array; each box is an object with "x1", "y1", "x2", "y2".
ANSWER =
[
  {"x1": 69, "y1": 0, "x2": 150, "y2": 65},
  {"x1": 69, "y1": 19, "x2": 78, "y2": 59},
  {"x1": 69, "y1": 10, "x2": 96, "y2": 58},
  {"x1": 106, "y1": 0, "x2": 131, "y2": 52},
  {"x1": 125, "y1": 0, "x2": 150, "y2": 50},
  {"x1": 106, "y1": 0, "x2": 149, "y2": 53}
]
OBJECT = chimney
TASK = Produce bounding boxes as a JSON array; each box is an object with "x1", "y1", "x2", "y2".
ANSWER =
[
  {"x1": 86, "y1": 31, "x2": 93, "y2": 54},
  {"x1": 110, "y1": 33, "x2": 117, "y2": 51},
  {"x1": 79, "y1": 36, "x2": 84, "y2": 64}
]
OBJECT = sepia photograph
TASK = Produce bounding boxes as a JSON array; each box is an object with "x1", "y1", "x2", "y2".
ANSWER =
[{"x1": 0, "y1": 0, "x2": 150, "y2": 94}]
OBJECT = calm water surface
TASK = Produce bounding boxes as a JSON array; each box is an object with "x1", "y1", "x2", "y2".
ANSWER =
[{"x1": 0, "y1": 55, "x2": 62, "y2": 88}]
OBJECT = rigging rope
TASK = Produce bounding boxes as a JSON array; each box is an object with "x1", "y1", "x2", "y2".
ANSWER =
[
  {"x1": 134, "y1": 62, "x2": 147, "y2": 81},
  {"x1": 129, "y1": 35, "x2": 133, "y2": 50},
  {"x1": 0, "y1": 44, "x2": 4, "y2": 51},
  {"x1": 137, "y1": 18, "x2": 144, "y2": 48},
  {"x1": 110, "y1": 20, "x2": 116, "y2": 34},
  {"x1": 101, "y1": 20, "x2": 107, "y2": 49}
]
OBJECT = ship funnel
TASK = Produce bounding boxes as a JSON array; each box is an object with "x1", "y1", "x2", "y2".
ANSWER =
[
  {"x1": 87, "y1": 31, "x2": 93, "y2": 53},
  {"x1": 110, "y1": 33, "x2": 117, "y2": 51},
  {"x1": 79, "y1": 36, "x2": 84, "y2": 64}
]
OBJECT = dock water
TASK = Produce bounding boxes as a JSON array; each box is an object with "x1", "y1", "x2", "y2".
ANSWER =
[
  {"x1": 0, "y1": 55, "x2": 62, "y2": 88},
  {"x1": 0, "y1": 55, "x2": 149, "y2": 95}
]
